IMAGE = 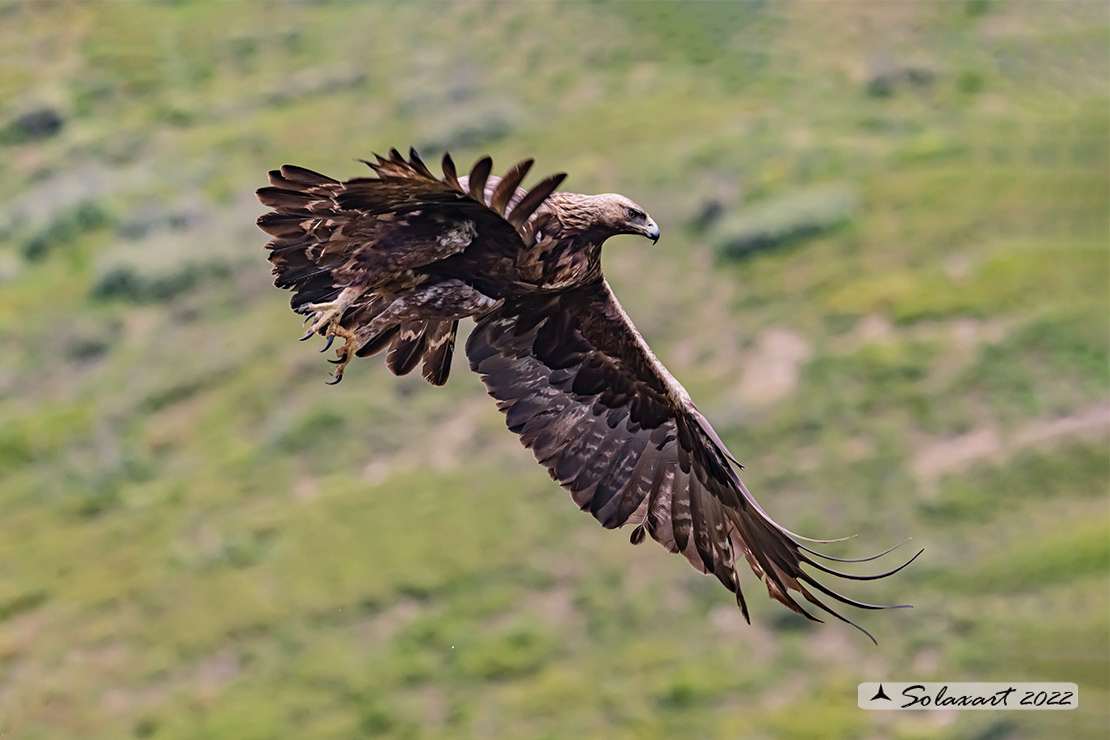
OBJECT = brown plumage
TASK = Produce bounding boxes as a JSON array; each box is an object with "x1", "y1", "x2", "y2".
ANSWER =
[{"x1": 256, "y1": 148, "x2": 918, "y2": 641}]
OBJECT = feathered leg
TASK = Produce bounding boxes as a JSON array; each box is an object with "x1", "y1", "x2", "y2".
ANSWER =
[{"x1": 300, "y1": 285, "x2": 368, "y2": 337}]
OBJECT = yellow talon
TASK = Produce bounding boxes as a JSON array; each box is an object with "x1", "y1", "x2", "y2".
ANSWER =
[
  {"x1": 324, "y1": 323, "x2": 358, "y2": 384},
  {"x1": 297, "y1": 288, "x2": 367, "y2": 384}
]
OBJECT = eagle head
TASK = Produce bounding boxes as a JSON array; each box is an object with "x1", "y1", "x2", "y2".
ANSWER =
[{"x1": 593, "y1": 193, "x2": 660, "y2": 244}]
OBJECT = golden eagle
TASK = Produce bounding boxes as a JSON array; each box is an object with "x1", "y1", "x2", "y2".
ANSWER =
[{"x1": 256, "y1": 149, "x2": 917, "y2": 641}]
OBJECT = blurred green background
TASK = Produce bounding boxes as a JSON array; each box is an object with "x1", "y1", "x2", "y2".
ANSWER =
[{"x1": 1, "y1": 1, "x2": 1107, "y2": 738}]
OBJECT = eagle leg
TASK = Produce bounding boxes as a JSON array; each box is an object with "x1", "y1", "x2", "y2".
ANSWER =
[
  {"x1": 298, "y1": 285, "x2": 368, "y2": 384},
  {"x1": 323, "y1": 322, "x2": 359, "y2": 385},
  {"x1": 301, "y1": 286, "x2": 367, "y2": 337}
]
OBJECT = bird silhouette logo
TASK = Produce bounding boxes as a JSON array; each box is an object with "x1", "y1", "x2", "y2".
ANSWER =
[{"x1": 870, "y1": 684, "x2": 893, "y2": 702}]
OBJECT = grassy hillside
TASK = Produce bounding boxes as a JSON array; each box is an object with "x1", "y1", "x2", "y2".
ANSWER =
[{"x1": 1, "y1": 1, "x2": 1106, "y2": 739}]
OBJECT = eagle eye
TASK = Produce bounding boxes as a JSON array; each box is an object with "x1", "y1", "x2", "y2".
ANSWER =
[{"x1": 626, "y1": 207, "x2": 644, "y2": 221}]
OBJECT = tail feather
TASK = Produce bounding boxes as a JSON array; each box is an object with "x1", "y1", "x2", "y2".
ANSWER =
[
  {"x1": 352, "y1": 316, "x2": 458, "y2": 385},
  {"x1": 387, "y1": 321, "x2": 429, "y2": 376},
  {"x1": 356, "y1": 324, "x2": 400, "y2": 358},
  {"x1": 421, "y1": 320, "x2": 458, "y2": 386}
]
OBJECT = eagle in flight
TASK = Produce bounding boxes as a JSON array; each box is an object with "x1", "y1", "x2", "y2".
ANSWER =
[{"x1": 256, "y1": 149, "x2": 917, "y2": 641}]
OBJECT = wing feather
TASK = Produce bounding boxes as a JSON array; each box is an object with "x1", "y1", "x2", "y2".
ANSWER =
[
  {"x1": 467, "y1": 156, "x2": 493, "y2": 203},
  {"x1": 490, "y1": 158, "x2": 534, "y2": 216},
  {"x1": 467, "y1": 279, "x2": 917, "y2": 642},
  {"x1": 508, "y1": 173, "x2": 567, "y2": 231},
  {"x1": 440, "y1": 152, "x2": 462, "y2": 192},
  {"x1": 258, "y1": 149, "x2": 567, "y2": 386}
]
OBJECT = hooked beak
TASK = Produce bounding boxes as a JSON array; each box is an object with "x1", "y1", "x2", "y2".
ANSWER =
[{"x1": 643, "y1": 218, "x2": 660, "y2": 244}]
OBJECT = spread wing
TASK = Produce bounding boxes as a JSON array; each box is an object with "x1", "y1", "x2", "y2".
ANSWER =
[
  {"x1": 256, "y1": 148, "x2": 565, "y2": 384},
  {"x1": 466, "y1": 279, "x2": 918, "y2": 641}
]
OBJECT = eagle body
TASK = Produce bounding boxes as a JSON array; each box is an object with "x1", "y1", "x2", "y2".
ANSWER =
[
  {"x1": 257, "y1": 149, "x2": 916, "y2": 641},
  {"x1": 425, "y1": 190, "x2": 609, "y2": 296}
]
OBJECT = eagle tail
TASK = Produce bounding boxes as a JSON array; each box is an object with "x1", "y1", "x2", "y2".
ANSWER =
[
  {"x1": 346, "y1": 314, "x2": 458, "y2": 387},
  {"x1": 420, "y1": 320, "x2": 459, "y2": 386},
  {"x1": 385, "y1": 319, "x2": 457, "y2": 384},
  {"x1": 381, "y1": 318, "x2": 459, "y2": 386}
]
